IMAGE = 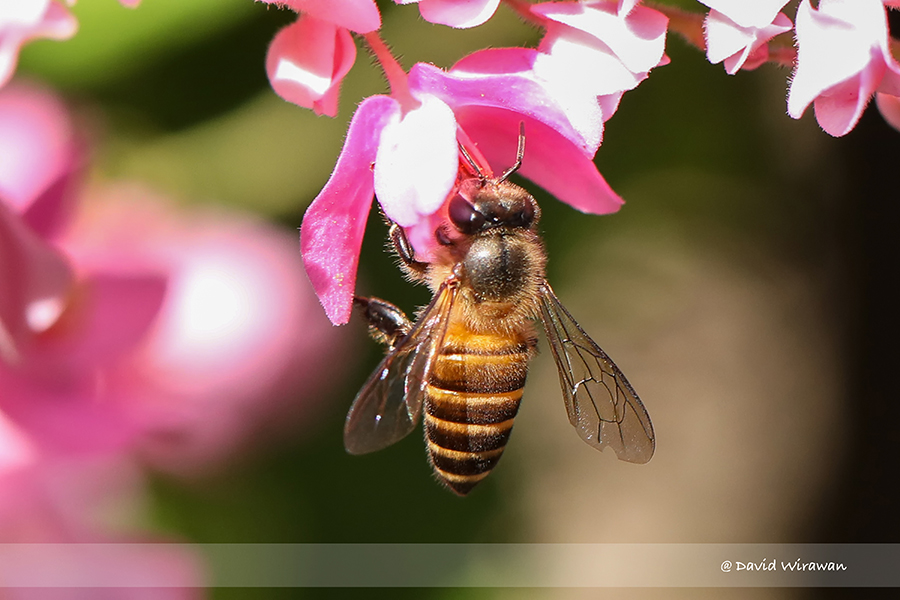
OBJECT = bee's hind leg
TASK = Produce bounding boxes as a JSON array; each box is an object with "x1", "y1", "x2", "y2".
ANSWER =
[{"x1": 353, "y1": 296, "x2": 413, "y2": 351}]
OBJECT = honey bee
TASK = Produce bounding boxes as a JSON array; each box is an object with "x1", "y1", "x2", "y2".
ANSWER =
[{"x1": 346, "y1": 128, "x2": 655, "y2": 496}]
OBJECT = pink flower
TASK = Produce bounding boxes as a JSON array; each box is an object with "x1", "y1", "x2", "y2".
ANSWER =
[
  {"x1": 530, "y1": 0, "x2": 669, "y2": 124},
  {"x1": 266, "y1": 14, "x2": 357, "y2": 116},
  {"x1": 301, "y1": 48, "x2": 631, "y2": 324},
  {"x1": 0, "y1": 85, "x2": 202, "y2": 586},
  {"x1": 261, "y1": 0, "x2": 380, "y2": 116},
  {"x1": 788, "y1": 0, "x2": 900, "y2": 137},
  {"x1": 0, "y1": 450, "x2": 204, "y2": 594},
  {"x1": 0, "y1": 1, "x2": 77, "y2": 89},
  {"x1": 394, "y1": 0, "x2": 501, "y2": 29},
  {"x1": 257, "y1": 0, "x2": 381, "y2": 33},
  {"x1": 65, "y1": 188, "x2": 347, "y2": 473},
  {"x1": 0, "y1": 81, "x2": 80, "y2": 364},
  {"x1": 3, "y1": 81, "x2": 347, "y2": 481},
  {"x1": 699, "y1": 0, "x2": 793, "y2": 74}
]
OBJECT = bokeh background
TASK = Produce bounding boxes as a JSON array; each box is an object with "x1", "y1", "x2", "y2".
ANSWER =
[{"x1": 14, "y1": 0, "x2": 900, "y2": 598}]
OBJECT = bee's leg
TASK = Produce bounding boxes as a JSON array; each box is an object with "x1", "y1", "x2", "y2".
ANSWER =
[
  {"x1": 353, "y1": 296, "x2": 413, "y2": 350},
  {"x1": 388, "y1": 221, "x2": 429, "y2": 277}
]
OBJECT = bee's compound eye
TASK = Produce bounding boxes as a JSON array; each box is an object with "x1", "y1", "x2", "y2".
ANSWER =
[
  {"x1": 516, "y1": 198, "x2": 535, "y2": 228},
  {"x1": 448, "y1": 194, "x2": 486, "y2": 233}
]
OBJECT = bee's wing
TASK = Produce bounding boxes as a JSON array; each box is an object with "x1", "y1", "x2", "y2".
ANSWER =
[
  {"x1": 344, "y1": 281, "x2": 458, "y2": 455},
  {"x1": 539, "y1": 283, "x2": 655, "y2": 463}
]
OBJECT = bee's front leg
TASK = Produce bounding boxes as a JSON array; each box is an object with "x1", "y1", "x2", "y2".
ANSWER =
[
  {"x1": 353, "y1": 296, "x2": 413, "y2": 351},
  {"x1": 388, "y1": 221, "x2": 429, "y2": 277}
]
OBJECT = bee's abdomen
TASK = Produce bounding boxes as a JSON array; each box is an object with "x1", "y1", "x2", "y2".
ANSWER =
[{"x1": 424, "y1": 333, "x2": 529, "y2": 496}]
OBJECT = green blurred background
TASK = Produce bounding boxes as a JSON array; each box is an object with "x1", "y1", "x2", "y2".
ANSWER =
[{"x1": 18, "y1": 1, "x2": 900, "y2": 599}]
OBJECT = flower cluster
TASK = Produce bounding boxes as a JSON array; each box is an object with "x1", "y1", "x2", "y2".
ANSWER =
[
  {"x1": 266, "y1": 0, "x2": 670, "y2": 324},
  {"x1": 698, "y1": 0, "x2": 900, "y2": 136},
  {"x1": 0, "y1": 80, "x2": 344, "y2": 565},
  {"x1": 257, "y1": 0, "x2": 900, "y2": 326}
]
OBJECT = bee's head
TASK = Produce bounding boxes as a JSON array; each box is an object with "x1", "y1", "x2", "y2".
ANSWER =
[
  {"x1": 448, "y1": 178, "x2": 539, "y2": 234},
  {"x1": 450, "y1": 122, "x2": 540, "y2": 235}
]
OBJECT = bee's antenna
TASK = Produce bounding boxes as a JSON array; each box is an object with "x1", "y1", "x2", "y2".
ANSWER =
[
  {"x1": 498, "y1": 122, "x2": 525, "y2": 183},
  {"x1": 458, "y1": 141, "x2": 486, "y2": 182}
]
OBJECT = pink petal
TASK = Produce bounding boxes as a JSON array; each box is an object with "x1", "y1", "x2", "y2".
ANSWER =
[
  {"x1": 617, "y1": 0, "x2": 639, "y2": 17},
  {"x1": 301, "y1": 95, "x2": 400, "y2": 325},
  {"x1": 533, "y1": 1, "x2": 668, "y2": 74},
  {"x1": 51, "y1": 186, "x2": 348, "y2": 472},
  {"x1": 129, "y1": 213, "x2": 343, "y2": 472},
  {"x1": 119, "y1": 0, "x2": 141, "y2": 6},
  {"x1": 788, "y1": 0, "x2": 888, "y2": 121},
  {"x1": 0, "y1": 411, "x2": 36, "y2": 473},
  {"x1": 451, "y1": 46, "x2": 602, "y2": 145},
  {"x1": 266, "y1": 16, "x2": 357, "y2": 117},
  {"x1": 536, "y1": 26, "x2": 647, "y2": 96},
  {"x1": 0, "y1": 1, "x2": 78, "y2": 88},
  {"x1": 722, "y1": 43, "x2": 766, "y2": 74},
  {"x1": 257, "y1": 0, "x2": 381, "y2": 33},
  {"x1": 705, "y1": 11, "x2": 756, "y2": 65},
  {"x1": 0, "y1": 81, "x2": 76, "y2": 213},
  {"x1": 0, "y1": 368, "x2": 138, "y2": 455},
  {"x1": 0, "y1": 542, "x2": 205, "y2": 588},
  {"x1": 534, "y1": 29, "x2": 637, "y2": 135},
  {"x1": 875, "y1": 92, "x2": 900, "y2": 131},
  {"x1": 0, "y1": 201, "x2": 73, "y2": 362},
  {"x1": 18, "y1": 152, "x2": 83, "y2": 240},
  {"x1": 454, "y1": 105, "x2": 623, "y2": 215},
  {"x1": 35, "y1": 271, "x2": 167, "y2": 370},
  {"x1": 374, "y1": 94, "x2": 458, "y2": 228},
  {"x1": 598, "y1": 91, "x2": 624, "y2": 122},
  {"x1": 409, "y1": 59, "x2": 622, "y2": 212},
  {"x1": 411, "y1": 60, "x2": 593, "y2": 155},
  {"x1": 813, "y1": 61, "x2": 883, "y2": 136},
  {"x1": 706, "y1": 10, "x2": 792, "y2": 74},
  {"x1": 416, "y1": 0, "x2": 501, "y2": 28},
  {"x1": 698, "y1": 0, "x2": 790, "y2": 29}
]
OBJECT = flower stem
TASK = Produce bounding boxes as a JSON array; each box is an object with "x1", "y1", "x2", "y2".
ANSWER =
[
  {"x1": 362, "y1": 31, "x2": 417, "y2": 110},
  {"x1": 767, "y1": 31, "x2": 798, "y2": 68},
  {"x1": 647, "y1": 2, "x2": 706, "y2": 51}
]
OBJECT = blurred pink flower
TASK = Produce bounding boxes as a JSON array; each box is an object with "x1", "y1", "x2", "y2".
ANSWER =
[
  {"x1": 788, "y1": 0, "x2": 900, "y2": 136},
  {"x1": 0, "y1": 453, "x2": 204, "y2": 595},
  {"x1": 0, "y1": 1, "x2": 77, "y2": 89},
  {"x1": 0, "y1": 81, "x2": 80, "y2": 365},
  {"x1": 301, "y1": 43, "x2": 634, "y2": 324},
  {"x1": 266, "y1": 14, "x2": 357, "y2": 116},
  {"x1": 2, "y1": 81, "x2": 347, "y2": 578},
  {"x1": 64, "y1": 188, "x2": 346, "y2": 473},
  {"x1": 530, "y1": 0, "x2": 668, "y2": 124},
  {"x1": 394, "y1": 0, "x2": 501, "y2": 29},
  {"x1": 699, "y1": 0, "x2": 792, "y2": 74}
]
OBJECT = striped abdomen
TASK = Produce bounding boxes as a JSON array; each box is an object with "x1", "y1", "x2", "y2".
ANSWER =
[{"x1": 424, "y1": 325, "x2": 531, "y2": 496}]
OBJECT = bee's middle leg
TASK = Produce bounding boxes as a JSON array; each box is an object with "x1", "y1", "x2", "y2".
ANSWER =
[{"x1": 353, "y1": 296, "x2": 413, "y2": 350}]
